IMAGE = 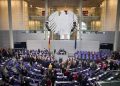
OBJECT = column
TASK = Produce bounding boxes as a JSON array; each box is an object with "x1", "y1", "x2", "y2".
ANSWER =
[
  {"x1": 44, "y1": 0, "x2": 48, "y2": 40},
  {"x1": 105, "y1": 0, "x2": 118, "y2": 31},
  {"x1": 20, "y1": 0, "x2": 24, "y2": 29},
  {"x1": 79, "y1": 0, "x2": 83, "y2": 40},
  {"x1": 114, "y1": 0, "x2": 120, "y2": 51},
  {"x1": 8, "y1": 0, "x2": 14, "y2": 48}
]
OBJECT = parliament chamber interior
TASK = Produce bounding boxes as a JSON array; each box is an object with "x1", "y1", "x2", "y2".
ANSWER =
[{"x1": 0, "y1": 0, "x2": 120, "y2": 86}]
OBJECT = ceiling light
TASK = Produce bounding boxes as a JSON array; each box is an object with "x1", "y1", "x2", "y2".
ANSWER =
[
  {"x1": 30, "y1": 5, "x2": 32, "y2": 8},
  {"x1": 36, "y1": 7, "x2": 42, "y2": 10}
]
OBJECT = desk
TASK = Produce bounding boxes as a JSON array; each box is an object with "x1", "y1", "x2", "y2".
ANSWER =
[
  {"x1": 55, "y1": 81, "x2": 72, "y2": 86},
  {"x1": 55, "y1": 54, "x2": 68, "y2": 61}
]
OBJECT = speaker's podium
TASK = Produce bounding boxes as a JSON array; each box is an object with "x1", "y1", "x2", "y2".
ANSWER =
[{"x1": 55, "y1": 53, "x2": 68, "y2": 62}]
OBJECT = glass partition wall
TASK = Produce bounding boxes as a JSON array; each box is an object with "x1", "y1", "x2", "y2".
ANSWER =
[
  {"x1": 28, "y1": 0, "x2": 103, "y2": 31},
  {"x1": 0, "y1": 0, "x2": 118, "y2": 39}
]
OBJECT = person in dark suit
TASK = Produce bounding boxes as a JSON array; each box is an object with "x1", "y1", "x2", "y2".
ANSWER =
[
  {"x1": 109, "y1": 60, "x2": 114, "y2": 70},
  {"x1": 40, "y1": 77, "x2": 47, "y2": 86}
]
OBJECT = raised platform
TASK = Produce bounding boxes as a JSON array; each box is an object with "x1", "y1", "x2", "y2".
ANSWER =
[{"x1": 55, "y1": 54, "x2": 68, "y2": 62}]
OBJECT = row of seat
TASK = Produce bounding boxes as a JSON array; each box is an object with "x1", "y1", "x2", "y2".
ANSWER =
[{"x1": 74, "y1": 50, "x2": 112, "y2": 60}]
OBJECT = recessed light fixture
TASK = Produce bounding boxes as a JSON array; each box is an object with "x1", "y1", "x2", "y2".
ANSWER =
[{"x1": 30, "y1": 5, "x2": 32, "y2": 8}]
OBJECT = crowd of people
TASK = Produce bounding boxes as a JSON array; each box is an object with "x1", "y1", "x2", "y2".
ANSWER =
[{"x1": 0, "y1": 48, "x2": 120, "y2": 86}]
